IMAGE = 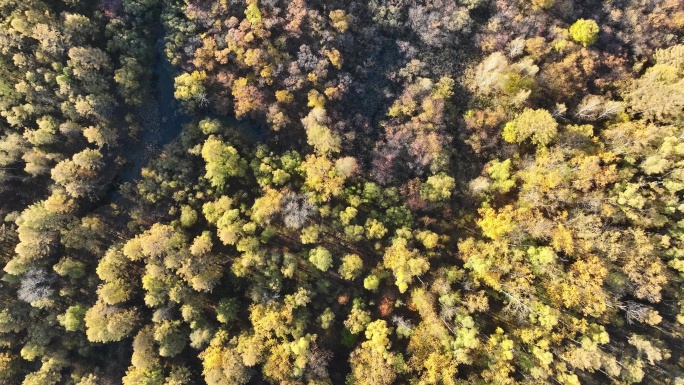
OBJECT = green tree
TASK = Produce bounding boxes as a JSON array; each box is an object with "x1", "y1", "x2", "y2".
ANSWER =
[
  {"x1": 190, "y1": 232, "x2": 213, "y2": 257},
  {"x1": 85, "y1": 300, "x2": 138, "y2": 343},
  {"x1": 319, "y1": 308, "x2": 335, "y2": 329},
  {"x1": 421, "y1": 173, "x2": 456, "y2": 202},
  {"x1": 57, "y1": 304, "x2": 86, "y2": 331},
  {"x1": 98, "y1": 278, "x2": 133, "y2": 305},
  {"x1": 154, "y1": 320, "x2": 186, "y2": 358},
  {"x1": 364, "y1": 274, "x2": 380, "y2": 291},
  {"x1": 309, "y1": 247, "x2": 333, "y2": 271},
  {"x1": 245, "y1": 1, "x2": 262, "y2": 24},
  {"x1": 53, "y1": 257, "x2": 85, "y2": 280},
  {"x1": 415, "y1": 230, "x2": 439, "y2": 249},
  {"x1": 199, "y1": 119, "x2": 222, "y2": 135},
  {"x1": 487, "y1": 159, "x2": 516, "y2": 194},
  {"x1": 300, "y1": 224, "x2": 320, "y2": 244},
  {"x1": 569, "y1": 19, "x2": 599, "y2": 47},
  {"x1": 12, "y1": 196, "x2": 73, "y2": 271},
  {"x1": 68, "y1": 46, "x2": 112, "y2": 93},
  {"x1": 344, "y1": 299, "x2": 372, "y2": 334},
  {"x1": 201, "y1": 331, "x2": 251, "y2": 384},
  {"x1": 201, "y1": 136, "x2": 247, "y2": 190},
  {"x1": 115, "y1": 57, "x2": 145, "y2": 105},
  {"x1": 216, "y1": 298, "x2": 239, "y2": 324},
  {"x1": 22, "y1": 358, "x2": 63, "y2": 385},
  {"x1": 131, "y1": 326, "x2": 159, "y2": 370},
  {"x1": 121, "y1": 366, "x2": 164, "y2": 385},
  {"x1": 179, "y1": 205, "x2": 198, "y2": 228}
]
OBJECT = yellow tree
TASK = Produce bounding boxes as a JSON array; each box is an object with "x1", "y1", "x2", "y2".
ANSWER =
[
  {"x1": 300, "y1": 154, "x2": 345, "y2": 202},
  {"x1": 383, "y1": 237, "x2": 429, "y2": 293},
  {"x1": 503, "y1": 108, "x2": 558, "y2": 147},
  {"x1": 348, "y1": 320, "x2": 402, "y2": 385}
]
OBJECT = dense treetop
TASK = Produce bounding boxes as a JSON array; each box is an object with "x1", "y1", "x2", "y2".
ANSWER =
[{"x1": 0, "y1": 0, "x2": 681, "y2": 384}]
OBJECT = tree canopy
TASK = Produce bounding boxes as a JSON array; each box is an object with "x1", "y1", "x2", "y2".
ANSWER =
[{"x1": 0, "y1": 0, "x2": 680, "y2": 384}]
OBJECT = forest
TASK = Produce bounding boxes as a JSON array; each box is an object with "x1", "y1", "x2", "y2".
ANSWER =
[{"x1": 0, "y1": 0, "x2": 682, "y2": 384}]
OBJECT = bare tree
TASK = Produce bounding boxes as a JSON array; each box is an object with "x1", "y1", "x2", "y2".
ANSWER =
[{"x1": 18, "y1": 268, "x2": 54, "y2": 304}]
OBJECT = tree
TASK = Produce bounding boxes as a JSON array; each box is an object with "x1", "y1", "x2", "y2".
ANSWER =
[
  {"x1": 281, "y1": 192, "x2": 314, "y2": 229},
  {"x1": 199, "y1": 119, "x2": 222, "y2": 135},
  {"x1": 365, "y1": 218, "x2": 388, "y2": 239},
  {"x1": 201, "y1": 136, "x2": 247, "y2": 190},
  {"x1": 61, "y1": 216, "x2": 107, "y2": 253},
  {"x1": 154, "y1": 320, "x2": 186, "y2": 358},
  {"x1": 364, "y1": 274, "x2": 380, "y2": 291},
  {"x1": 178, "y1": 246, "x2": 224, "y2": 292},
  {"x1": 628, "y1": 335, "x2": 666, "y2": 365},
  {"x1": 62, "y1": 13, "x2": 96, "y2": 44},
  {"x1": 486, "y1": 159, "x2": 516, "y2": 194},
  {"x1": 480, "y1": 328, "x2": 515, "y2": 384},
  {"x1": 0, "y1": 132, "x2": 27, "y2": 180},
  {"x1": 201, "y1": 332, "x2": 251, "y2": 385},
  {"x1": 68, "y1": 46, "x2": 112, "y2": 93},
  {"x1": 131, "y1": 326, "x2": 159, "y2": 370},
  {"x1": 301, "y1": 154, "x2": 345, "y2": 202},
  {"x1": 22, "y1": 149, "x2": 60, "y2": 177},
  {"x1": 532, "y1": 0, "x2": 553, "y2": 10},
  {"x1": 115, "y1": 57, "x2": 145, "y2": 105},
  {"x1": 345, "y1": 299, "x2": 371, "y2": 334},
  {"x1": 174, "y1": 71, "x2": 206, "y2": 102},
  {"x1": 502, "y1": 108, "x2": 558, "y2": 147},
  {"x1": 335, "y1": 157, "x2": 359, "y2": 178},
  {"x1": 302, "y1": 107, "x2": 341, "y2": 155},
  {"x1": 574, "y1": 95, "x2": 623, "y2": 121},
  {"x1": 179, "y1": 205, "x2": 198, "y2": 228},
  {"x1": 407, "y1": 1, "x2": 474, "y2": 48},
  {"x1": 251, "y1": 188, "x2": 283, "y2": 224},
  {"x1": 329, "y1": 10, "x2": 351, "y2": 32},
  {"x1": 421, "y1": 173, "x2": 456, "y2": 202},
  {"x1": 300, "y1": 224, "x2": 319, "y2": 244},
  {"x1": 0, "y1": 352, "x2": 17, "y2": 380},
  {"x1": 97, "y1": 246, "x2": 133, "y2": 298},
  {"x1": 190, "y1": 232, "x2": 213, "y2": 257},
  {"x1": 309, "y1": 247, "x2": 332, "y2": 271},
  {"x1": 85, "y1": 300, "x2": 138, "y2": 343},
  {"x1": 625, "y1": 45, "x2": 684, "y2": 123},
  {"x1": 339, "y1": 254, "x2": 363, "y2": 280},
  {"x1": 569, "y1": 19, "x2": 599, "y2": 47},
  {"x1": 51, "y1": 149, "x2": 105, "y2": 199},
  {"x1": 348, "y1": 320, "x2": 402, "y2": 385},
  {"x1": 25, "y1": 116, "x2": 57, "y2": 147},
  {"x1": 22, "y1": 358, "x2": 63, "y2": 385},
  {"x1": 121, "y1": 366, "x2": 164, "y2": 385},
  {"x1": 470, "y1": 52, "x2": 538, "y2": 104},
  {"x1": 415, "y1": 230, "x2": 439, "y2": 249},
  {"x1": 245, "y1": 1, "x2": 262, "y2": 24},
  {"x1": 231, "y1": 77, "x2": 264, "y2": 117},
  {"x1": 12, "y1": 195, "x2": 73, "y2": 270},
  {"x1": 383, "y1": 237, "x2": 429, "y2": 293},
  {"x1": 216, "y1": 298, "x2": 239, "y2": 324},
  {"x1": 98, "y1": 278, "x2": 133, "y2": 305},
  {"x1": 17, "y1": 268, "x2": 54, "y2": 306}
]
